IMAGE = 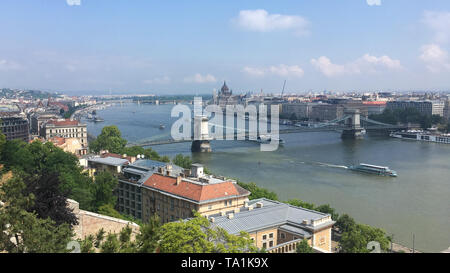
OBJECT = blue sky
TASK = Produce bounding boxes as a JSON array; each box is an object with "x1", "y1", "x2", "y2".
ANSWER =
[{"x1": 1, "y1": 0, "x2": 450, "y2": 95}]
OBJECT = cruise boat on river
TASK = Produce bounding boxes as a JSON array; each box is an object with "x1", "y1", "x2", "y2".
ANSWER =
[
  {"x1": 349, "y1": 163, "x2": 397, "y2": 177},
  {"x1": 390, "y1": 130, "x2": 450, "y2": 144}
]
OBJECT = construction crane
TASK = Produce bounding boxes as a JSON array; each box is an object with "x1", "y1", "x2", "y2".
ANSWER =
[{"x1": 281, "y1": 80, "x2": 286, "y2": 98}]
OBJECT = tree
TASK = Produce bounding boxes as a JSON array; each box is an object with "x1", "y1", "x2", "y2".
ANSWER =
[
  {"x1": 89, "y1": 125, "x2": 127, "y2": 154},
  {"x1": 157, "y1": 213, "x2": 257, "y2": 253},
  {"x1": 0, "y1": 176, "x2": 73, "y2": 253},
  {"x1": 237, "y1": 182, "x2": 278, "y2": 201},
  {"x1": 91, "y1": 171, "x2": 118, "y2": 210},
  {"x1": 23, "y1": 172, "x2": 78, "y2": 227},
  {"x1": 335, "y1": 214, "x2": 356, "y2": 234},
  {"x1": 315, "y1": 204, "x2": 339, "y2": 220},
  {"x1": 289, "y1": 113, "x2": 297, "y2": 121},
  {"x1": 286, "y1": 199, "x2": 315, "y2": 210},
  {"x1": 135, "y1": 214, "x2": 161, "y2": 253},
  {"x1": 339, "y1": 223, "x2": 390, "y2": 253},
  {"x1": 0, "y1": 133, "x2": 6, "y2": 157},
  {"x1": 296, "y1": 239, "x2": 313, "y2": 253},
  {"x1": 0, "y1": 140, "x2": 95, "y2": 211},
  {"x1": 173, "y1": 154, "x2": 192, "y2": 169}
]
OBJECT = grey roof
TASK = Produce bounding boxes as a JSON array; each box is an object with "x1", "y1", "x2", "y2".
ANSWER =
[
  {"x1": 278, "y1": 224, "x2": 312, "y2": 238},
  {"x1": 131, "y1": 159, "x2": 184, "y2": 175},
  {"x1": 88, "y1": 157, "x2": 129, "y2": 166},
  {"x1": 210, "y1": 198, "x2": 333, "y2": 235},
  {"x1": 132, "y1": 159, "x2": 167, "y2": 169}
]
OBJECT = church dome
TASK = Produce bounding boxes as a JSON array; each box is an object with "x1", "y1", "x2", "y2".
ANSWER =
[{"x1": 221, "y1": 81, "x2": 230, "y2": 94}]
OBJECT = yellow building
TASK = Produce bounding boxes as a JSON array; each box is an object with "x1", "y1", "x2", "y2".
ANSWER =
[
  {"x1": 141, "y1": 164, "x2": 250, "y2": 223},
  {"x1": 208, "y1": 199, "x2": 335, "y2": 253}
]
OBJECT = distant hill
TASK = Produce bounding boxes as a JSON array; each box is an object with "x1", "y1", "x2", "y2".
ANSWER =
[{"x1": 0, "y1": 88, "x2": 59, "y2": 99}]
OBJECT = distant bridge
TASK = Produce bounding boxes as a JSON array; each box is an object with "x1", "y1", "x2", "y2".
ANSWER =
[{"x1": 127, "y1": 109, "x2": 406, "y2": 149}]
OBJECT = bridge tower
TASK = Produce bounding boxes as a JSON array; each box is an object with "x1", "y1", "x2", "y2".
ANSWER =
[
  {"x1": 341, "y1": 109, "x2": 365, "y2": 139},
  {"x1": 191, "y1": 115, "x2": 212, "y2": 152}
]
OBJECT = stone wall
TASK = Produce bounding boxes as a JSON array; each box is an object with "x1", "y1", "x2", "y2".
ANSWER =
[{"x1": 68, "y1": 199, "x2": 140, "y2": 240}]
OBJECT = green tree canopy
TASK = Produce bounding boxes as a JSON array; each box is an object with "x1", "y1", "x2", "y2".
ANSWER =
[
  {"x1": 172, "y1": 154, "x2": 192, "y2": 169},
  {"x1": 296, "y1": 239, "x2": 314, "y2": 253},
  {"x1": 0, "y1": 176, "x2": 73, "y2": 253},
  {"x1": 237, "y1": 182, "x2": 279, "y2": 201},
  {"x1": 157, "y1": 213, "x2": 257, "y2": 253},
  {"x1": 0, "y1": 140, "x2": 95, "y2": 211},
  {"x1": 89, "y1": 125, "x2": 127, "y2": 154},
  {"x1": 91, "y1": 171, "x2": 118, "y2": 211}
]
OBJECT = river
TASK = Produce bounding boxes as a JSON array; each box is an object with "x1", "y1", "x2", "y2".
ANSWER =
[{"x1": 85, "y1": 102, "x2": 450, "y2": 252}]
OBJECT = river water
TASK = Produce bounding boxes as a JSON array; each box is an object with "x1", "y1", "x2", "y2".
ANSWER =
[{"x1": 86, "y1": 102, "x2": 450, "y2": 252}]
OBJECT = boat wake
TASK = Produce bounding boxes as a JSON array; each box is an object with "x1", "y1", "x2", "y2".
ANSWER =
[{"x1": 315, "y1": 162, "x2": 349, "y2": 169}]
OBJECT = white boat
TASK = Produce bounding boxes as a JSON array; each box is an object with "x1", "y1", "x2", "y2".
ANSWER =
[
  {"x1": 390, "y1": 130, "x2": 450, "y2": 144},
  {"x1": 349, "y1": 163, "x2": 397, "y2": 177}
]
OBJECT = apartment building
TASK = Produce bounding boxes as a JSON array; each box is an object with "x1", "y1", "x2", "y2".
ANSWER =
[
  {"x1": 281, "y1": 103, "x2": 316, "y2": 120},
  {"x1": 0, "y1": 112, "x2": 30, "y2": 142},
  {"x1": 41, "y1": 119, "x2": 88, "y2": 147},
  {"x1": 209, "y1": 198, "x2": 335, "y2": 253},
  {"x1": 30, "y1": 112, "x2": 60, "y2": 135},
  {"x1": 387, "y1": 100, "x2": 445, "y2": 117},
  {"x1": 116, "y1": 159, "x2": 184, "y2": 220},
  {"x1": 141, "y1": 164, "x2": 250, "y2": 223}
]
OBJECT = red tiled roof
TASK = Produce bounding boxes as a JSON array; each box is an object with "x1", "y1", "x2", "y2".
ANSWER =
[
  {"x1": 142, "y1": 173, "x2": 248, "y2": 202},
  {"x1": 362, "y1": 101, "x2": 387, "y2": 105},
  {"x1": 49, "y1": 136, "x2": 66, "y2": 146},
  {"x1": 47, "y1": 119, "x2": 80, "y2": 126}
]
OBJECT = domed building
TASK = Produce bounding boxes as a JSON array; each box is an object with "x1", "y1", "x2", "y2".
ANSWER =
[{"x1": 215, "y1": 81, "x2": 241, "y2": 108}]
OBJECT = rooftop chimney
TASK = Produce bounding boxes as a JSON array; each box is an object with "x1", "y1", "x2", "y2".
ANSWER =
[
  {"x1": 209, "y1": 217, "x2": 215, "y2": 223},
  {"x1": 248, "y1": 205, "x2": 254, "y2": 211},
  {"x1": 302, "y1": 219, "x2": 309, "y2": 225},
  {"x1": 244, "y1": 201, "x2": 249, "y2": 208},
  {"x1": 191, "y1": 164, "x2": 204, "y2": 178},
  {"x1": 227, "y1": 213, "x2": 234, "y2": 219},
  {"x1": 176, "y1": 176, "x2": 182, "y2": 186},
  {"x1": 255, "y1": 202, "x2": 263, "y2": 208},
  {"x1": 220, "y1": 211, "x2": 226, "y2": 216}
]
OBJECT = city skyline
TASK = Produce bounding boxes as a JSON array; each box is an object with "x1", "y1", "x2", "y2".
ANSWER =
[{"x1": 1, "y1": 0, "x2": 450, "y2": 94}]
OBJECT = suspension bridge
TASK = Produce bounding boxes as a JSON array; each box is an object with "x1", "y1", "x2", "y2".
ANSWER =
[{"x1": 127, "y1": 109, "x2": 406, "y2": 152}]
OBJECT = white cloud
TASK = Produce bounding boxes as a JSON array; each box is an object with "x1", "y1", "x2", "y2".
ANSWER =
[
  {"x1": 420, "y1": 44, "x2": 450, "y2": 73},
  {"x1": 243, "y1": 66, "x2": 266, "y2": 77},
  {"x1": 233, "y1": 9, "x2": 309, "y2": 35},
  {"x1": 143, "y1": 76, "x2": 171, "y2": 85},
  {"x1": 184, "y1": 73, "x2": 217, "y2": 83},
  {"x1": 311, "y1": 54, "x2": 402, "y2": 77},
  {"x1": 66, "y1": 0, "x2": 81, "y2": 6},
  {"x1": 422, "y1": 11, "x2": 450, "y2": 44},
  {"x1": 366, "y1": 0, "x2": 381, "y2": 6},
  {"x1": 0, "y1": 59, "x2": 22, "y2": 71},
  {"x1": 244, "y1": 64, "x2": 304, "y2": 78},
  {"x1": 310, "y1": 57, "x2": 347, "y2": 77}
]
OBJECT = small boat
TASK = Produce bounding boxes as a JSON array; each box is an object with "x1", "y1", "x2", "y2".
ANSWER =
[
  {"x1": 93, "y1": 117, "x2": 104, "y2": 122},
  {"x1": 159, "y1": 124, "x2": 165, "y2": 129},
  {"x1": 257, "y1": 134, "x2": 285, "y2": 145},
  {"x1": 349, "y1": 163, "x2": 397, "y2": 177}
]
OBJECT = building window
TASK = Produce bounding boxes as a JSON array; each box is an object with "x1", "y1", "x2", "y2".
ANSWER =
[
  {"x1": 269, "y1": 241, "x2": 273, "y2": 248},
  {"x1": 208, "y1": 205, "x2": 212, "y2": 210},
  {"x1": 262, "y1": 235, "x2": 267, "y2": 240},
  {"x1": 269, "y1": 233, "x2": 273, "y2": 239},
  {"x1": 280, "y1": 233, "x2": 285, "y2": 239},
  {"x1": 262, "y1": 242, "x2": 267, "y2": 249}
]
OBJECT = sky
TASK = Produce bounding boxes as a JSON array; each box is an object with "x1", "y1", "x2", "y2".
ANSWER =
[{"x1": 1, "y1": 0, "x2": 450, "y2": 95}]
